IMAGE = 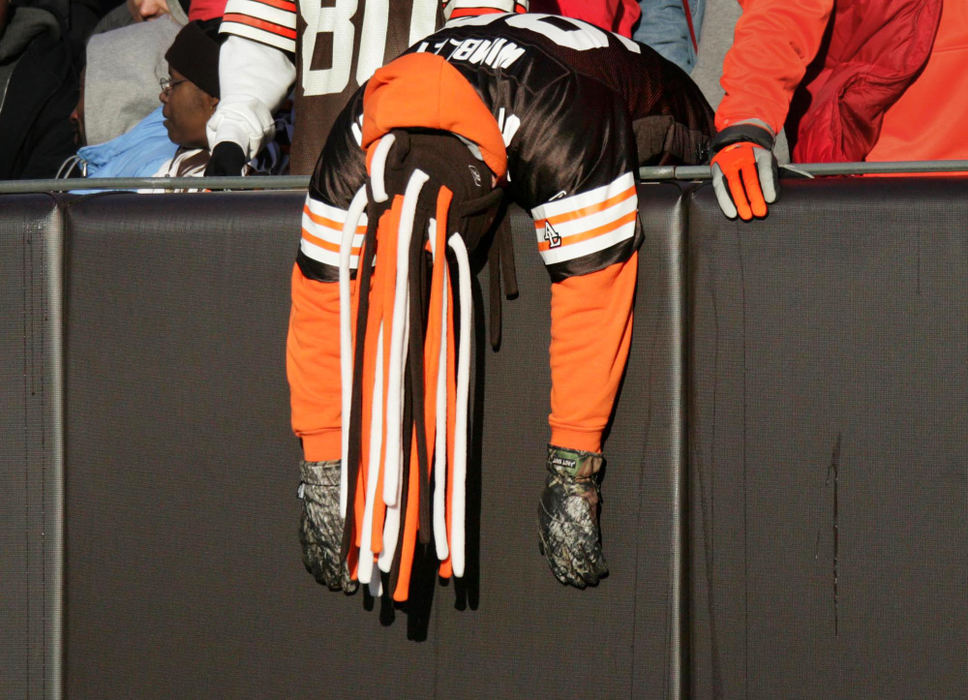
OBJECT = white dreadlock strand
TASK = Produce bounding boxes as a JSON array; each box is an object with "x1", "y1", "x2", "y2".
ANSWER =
[
  {"x1": 430, "y1": 219, "x2": 451, "y2": 562},
  {"x1": 369, "y1": 570, "x2": 383, "y2": 599},
  {"x1": 370, "y1": 169, "x2": 429, "y2": 578},
  {"x1": 338, "y1": 185, "x2": 369, "y2": 517},
  {"x1": 377, "y1": 295, "x2": 407, "y2": 574},
  {"x1": 377, "y1": 291, "x2": 408, "y2": 574},
  {"x1": 448, "y1": 232, "x2": 473, "y2": 577},
  {"x1": 382, "y1": 169, "x2": 430, "y2": 509},
  {"x1": 369, "y1": 133, "x2": 396, "y2": 203}
]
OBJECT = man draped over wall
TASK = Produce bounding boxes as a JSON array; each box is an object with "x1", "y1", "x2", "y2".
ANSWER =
[{"x1": 287, "y1": 3, "x2": 714, "y2": 601}]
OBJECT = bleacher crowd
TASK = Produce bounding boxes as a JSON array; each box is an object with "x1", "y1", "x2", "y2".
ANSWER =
[{"x1": 2, "y1": 0, "x2": 962, "y2": 214}]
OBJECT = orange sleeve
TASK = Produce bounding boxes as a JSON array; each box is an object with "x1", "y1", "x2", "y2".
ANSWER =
[
  {"x1": 286, "y1": 264, "x2": 342, "y2": 461},
  {"x1": 548, "y1": 252, "x2": 637, "y2": 453},
  {"x1": 715, "y1": 0, "x2": 834, "y2": 134}
]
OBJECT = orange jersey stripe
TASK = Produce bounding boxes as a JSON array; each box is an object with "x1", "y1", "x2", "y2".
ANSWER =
[
  {"x1": 222, "y1": 13, "x2": 297, "y2": 40},
  {"x1": 534, "y1": 185, "x2": 636, "y2": 229},
  {"x1": 303, "y1": 204, "x2": 367, "y2": 234},
  {"x1": 301, "y1": 228, "x2": 362, "y2": 256},
  {"x1": 450, "y1": 7, "x2": 505, "y2": 16},
  {"x1": 535, "y1": 209, "x2": 637, "y2": 253}
]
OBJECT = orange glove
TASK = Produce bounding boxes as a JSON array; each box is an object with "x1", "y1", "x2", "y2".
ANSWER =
[{"x1": 709, "y1": 122, "x2": 778, "y2": 220}]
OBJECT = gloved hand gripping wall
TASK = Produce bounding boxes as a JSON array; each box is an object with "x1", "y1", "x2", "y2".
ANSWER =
[{"x1": 709, "y1": 121, "x2": 779, "y2": 220}]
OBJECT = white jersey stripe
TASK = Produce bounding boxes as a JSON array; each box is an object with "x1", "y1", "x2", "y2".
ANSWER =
[
  {"x1": 302, "y1": 197, "x2": 368, "y2": 269},
  {"x1": 220, "y1": 22, "x2": 296, "y2": 53},
  {"x1": 530, "y1": 171, "x2": 637, "y2": 266},
  {"x1": 538, "y1": 218, "x2": 635, "y2": 266},
  {"x1": 224, "y1": 0, "x2": 296, "y2": 29},
  {"x1": 300, "y1": 236, "x2": 361, "y2": 269},
  {"x1": 531, "y1": 171, "x2": 636, "y2": 221},
  {"x1": 221, "y1": 0, "x2": 297, "y2": 52},
  {"x1": 532, "y1": 192, "x2": 637, "y2": 246}
]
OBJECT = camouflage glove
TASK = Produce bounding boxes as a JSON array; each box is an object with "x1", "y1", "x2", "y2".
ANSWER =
[
  {"x1": 537, "y1": 445, "x2": 609, "y2": 588},
  {"x1": 297, "y1": 459, "x2": 358, "y2": 594}
]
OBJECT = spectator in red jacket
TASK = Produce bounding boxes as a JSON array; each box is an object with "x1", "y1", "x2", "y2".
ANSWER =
[
  {"x1": 708, "y1": 0, "x2": 963, "y2": 221},
  {"x1": 531, "y1": 0, "x2": 640, "y2": 37}
]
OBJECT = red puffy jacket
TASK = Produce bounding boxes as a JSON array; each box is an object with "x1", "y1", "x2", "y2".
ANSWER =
[
  {"x1": 789, "y1": 0, "x2": 944, "y2": 161},
  {"x1": 718, "y1": 0, "x2": 951, "y2": 162}
]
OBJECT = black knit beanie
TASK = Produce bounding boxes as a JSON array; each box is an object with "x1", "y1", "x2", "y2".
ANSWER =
[{"x1": 164, "y1": 20, "x2": 221, "y2": 98}]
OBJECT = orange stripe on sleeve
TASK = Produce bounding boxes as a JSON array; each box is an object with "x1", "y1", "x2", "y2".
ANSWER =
[
  {"x1": 535, "y1": 186, "x2": 636, "y2": 229},
  {"x1": 535, "y1": 210, "x2": 637, "y2": 252},
  {"x1": 250, "y1": 0, "x2": 296, "y2": 11},
  {"x1": 301, "y1": 228, "x2": 363, "y2": 256},
  {"x1": 304, "y1": 204, "x2": 367, "y2": 234},
  {"x1": 222, "y1": 13, "x2": 297, "y2": 40}
]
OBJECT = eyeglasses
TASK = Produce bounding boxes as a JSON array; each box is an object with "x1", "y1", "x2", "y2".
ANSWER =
[{"x1": 159, "y1": 76, "x2": 188, "y2": 94}]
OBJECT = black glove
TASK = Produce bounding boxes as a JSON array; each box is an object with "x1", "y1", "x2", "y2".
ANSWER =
[
  {"x1": 709, "y1": 122, "x2": 779, "y2": 220},
  {"x1": 298, "y1": 459, "x2": 358, "y2": 594},
  {"x1": 537, "y1": 445, "x2": 608, "y2": 588},
  {"x1": 204, "y1": 141, "x2": 248, "y2": 177}
]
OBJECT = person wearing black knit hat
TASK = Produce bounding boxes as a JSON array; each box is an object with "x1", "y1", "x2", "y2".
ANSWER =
[
  {"x1": 149, "y1": 17, "x2": 289, "y2": 183},
  {"x1": 154, "y1": 19, "x2": 221, "y2": 178},
  {"x1": 161, "y1": 20, "x2": 219, "y2": 143}
]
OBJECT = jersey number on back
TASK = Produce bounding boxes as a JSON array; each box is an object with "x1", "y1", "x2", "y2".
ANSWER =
[
  {"x1": 451, "y1": 12, "x2": 640, "y2": 54},
  {"x1": 301, "y1": 0, "x2": 438, "y2": 96}
]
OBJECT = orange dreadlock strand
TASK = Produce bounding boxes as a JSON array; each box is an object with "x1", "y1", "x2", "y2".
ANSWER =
[
  {"x1": 392, "y1": 428, "x2": 422, "y2": 602},
  {"x1": 361, "y1": 227, "x2": 387, "y2": 561}
]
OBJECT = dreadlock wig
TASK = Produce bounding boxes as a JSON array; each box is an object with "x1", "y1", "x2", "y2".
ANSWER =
[{"x1": 338, "y1": 54, "x2": 508, "y2": 602}]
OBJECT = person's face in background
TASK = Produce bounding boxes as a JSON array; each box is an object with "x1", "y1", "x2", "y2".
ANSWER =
[
  {"x1": 159, "y1": 66, "x2": 219, "y2": 149},
  {"x1": 127, "y1": 0, "x2": 170, "y2": 21},
  {"x1": 70, "y1": 68, "x2": 86, "y2": 147}
]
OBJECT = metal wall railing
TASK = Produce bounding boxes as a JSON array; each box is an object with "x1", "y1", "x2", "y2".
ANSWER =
[{"x1": 2, "y1": 160, "x2": 968, "y2": 194}]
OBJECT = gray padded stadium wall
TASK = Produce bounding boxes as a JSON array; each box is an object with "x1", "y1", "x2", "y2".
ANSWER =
[
  {"x1": 0, "y1": 195, "x2": 63, "y2": 699},
  {"x1": 59, "y1": 184, "x2": 686, "y2": 699},
  {"x1": 1, "y1": 177, "x2": 965, "y2": 699},
  {"x1": 685, "y1": 178, "x2": 968, "y2": 698}
]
